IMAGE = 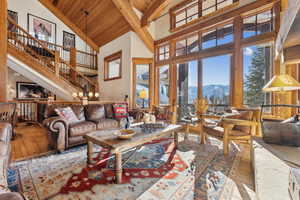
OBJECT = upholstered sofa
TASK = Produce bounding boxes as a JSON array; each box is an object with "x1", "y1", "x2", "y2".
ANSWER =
[
  {"x1": 0, "y1": 123, "x2": 24, "y2": 200},
  {"x1": 43, "y1": 104, "x2": 121, "y2": 152}
]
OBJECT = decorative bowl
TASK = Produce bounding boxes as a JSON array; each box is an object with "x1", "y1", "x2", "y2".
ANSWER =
[{"x1": 116, "y1": 129, "x2": 136, "y2": 140}]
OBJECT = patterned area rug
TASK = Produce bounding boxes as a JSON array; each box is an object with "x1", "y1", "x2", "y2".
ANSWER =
[{"x1": 8, "y1": 136, "x2": 242, "y2": 200}]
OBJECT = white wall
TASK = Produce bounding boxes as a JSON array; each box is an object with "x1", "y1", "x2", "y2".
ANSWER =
[
  {"x1": 98, "y1": 31, "x2": 154, "y2": 101},
  {"x1": 7, "y1": 0, "x2": 92, "y2": 52}
]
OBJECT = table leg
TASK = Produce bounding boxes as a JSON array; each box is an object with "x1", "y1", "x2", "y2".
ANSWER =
[
  {"x1": 115, "y1": 152, "x2": 122, "y2": 184},
  {"x1": 174, "y1": 132, "x2": 179, "y2": 148},
  {"x1": 87, "y1": 141, "x2": 93, "y2": 164}
]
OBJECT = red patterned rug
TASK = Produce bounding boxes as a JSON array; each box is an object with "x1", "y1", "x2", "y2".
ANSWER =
[{"x1": 60, "y1": 138, "x2": 188, "y2": 194}]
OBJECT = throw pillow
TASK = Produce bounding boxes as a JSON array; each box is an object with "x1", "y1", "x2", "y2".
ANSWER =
[
  {"x1": 104, "y1": 104, "x2": 114, "y2": 119},
  {"x1": 55, "y1": 107, "x2": 79, "y2": 124},
  {"x1": 113, "y1": 103, "x2": 128, "y2": 119},
  {"x1": 85, "y1": 105, "x2": 106, "y2": 122}
]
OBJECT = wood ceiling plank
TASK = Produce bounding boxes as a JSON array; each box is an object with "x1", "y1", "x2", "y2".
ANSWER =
[
  {"x1": 92, "y1": 19, "x2": 131, "y2": 42},
  {"x1": 39, "y1": 0, "x2": 99, "y2": 52},
  {"x1": 112, "y1": 0, "x2": 154, "y2": 52},
  {"x1": 141, "y1": 0, "x2": 171, "y2": 27},
  {"x1": 96, "y1": 25, "x2": 131, "y2": 46}
]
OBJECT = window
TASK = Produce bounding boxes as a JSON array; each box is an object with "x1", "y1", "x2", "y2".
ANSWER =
[
  {"x1": 202, "y1": 54, "x2": 231, "y2": 105},
  {"x1": 202, "y1": 0, "x2": 234, "y2": 16},
  {"x1": 133, "y1": 59, "x2": 152, "y2": 108},
  {"x1": 157, "y1": 44, "x2": 170, "y2": 61},
  {"x1": 104, "y1": 51, "x2": 122, "y2": 81},
  {"x1": 159, "y1": 65, "x2": 170, "y2": 105},
  {"x1": 202, "y1": 23, "x2": 233, "y2": 49},
  {"x1": 243, "y1": 10, "x2": 273, "y2": 38},
  {"x1": 175, "y1": 34, "x2": 199, "y2": 56},
  {"x1": 170, "y1": 0, "x2": 237, "y2": 30},
  {"x1": 173, "y1": 0, "x2": 199, "y2": 29},
  {"x1": 176, "y1": 60, "x2": 199, "y2": 120},
  {"x1": 243, "y1": 44, "x2": 273, "y2": 107}
]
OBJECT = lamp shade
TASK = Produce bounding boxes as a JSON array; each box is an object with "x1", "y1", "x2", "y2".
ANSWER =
[
  {"x1": 263, "y1": 74, "x2": 300, "y2": 92},
  {"x1": 139, "y1": 89, "x2": 148, "y2": 99}
]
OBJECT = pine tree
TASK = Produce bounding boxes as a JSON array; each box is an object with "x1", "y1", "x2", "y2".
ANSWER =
[{"x1": 244, "y1": 47, "x2": 266, "y2": 105}]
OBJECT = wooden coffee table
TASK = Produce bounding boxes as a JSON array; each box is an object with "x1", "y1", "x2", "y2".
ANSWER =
[{"x1": 84, "y1": 123, "x2": 183, "y2": 184}]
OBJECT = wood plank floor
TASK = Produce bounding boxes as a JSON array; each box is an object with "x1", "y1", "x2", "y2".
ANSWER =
[{"x1": 11, "y1": 123, "x2": 53, "y2": 161}]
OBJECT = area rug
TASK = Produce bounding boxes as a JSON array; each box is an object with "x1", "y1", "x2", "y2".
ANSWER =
[{"x1": 8, "y1": 136, "x2": 242, "y2": 200}]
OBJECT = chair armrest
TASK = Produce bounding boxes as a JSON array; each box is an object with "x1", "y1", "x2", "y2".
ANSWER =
[{"x1": 222, "y1": 118, "x2": 257, "y2": 127}]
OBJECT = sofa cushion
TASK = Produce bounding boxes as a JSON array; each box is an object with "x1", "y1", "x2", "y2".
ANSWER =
[
  {"x1": 70, "y1": 105, "x2": 86, "y2": 122},
  {"x1": 55, "y1": 107, "x2": 79, "y2": 125},
  {"x1": 96, "y1": 119, "x2": 119, "y2": 130},
  {"x1": 113, "y1": 103, "x2": 128, "y2": 119},
  {"x1": 0, "y1": 123, "x2": 11, "y2": 143},
  {"x1": 104, "y1": 104, "x2": 114, "y2": 119},
  {"x1": 85, "y1": 105, "x2": 106, "y2": 122},
  {"x1": 0, "y1": 192, "x2": 24, "y2": 200},
  {"x1": 69, "y1": 121, "x2": 96, "y2": 137}
]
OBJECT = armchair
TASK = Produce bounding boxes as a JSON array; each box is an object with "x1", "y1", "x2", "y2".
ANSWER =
[{"x1": 203, "y1": 108, "x2": 259, "y2": 155}]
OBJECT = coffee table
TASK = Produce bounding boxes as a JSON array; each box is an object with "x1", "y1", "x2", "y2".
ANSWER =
[{"x1": 84, "y1": 123, "x2": 183, "y2": 184}]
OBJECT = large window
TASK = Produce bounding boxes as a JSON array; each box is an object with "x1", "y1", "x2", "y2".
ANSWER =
[
  {"x1": 243, "y1": 10, "x2": 273, "y2": 38},
  {"x1": 243, "y1": 44, "x2": 273, "y2": 107},
  {"x1": 133, "y1": 59, "x2": 152, "y2": 108},
  {"x1": 202, "y1": 23, "x2": 233, "y2": 49},
  {"x1": 202, "y1": 54, "x2": 231, "y2": 105},
  {"x1": 170, "y1": 0, "x2": 237, "y2": 30},
  {"x1": 177, "y1": 60, "x2": 199, "y2": 120},
  {"x1": 159, "y1": 65, "x2": 170, "y2": 105},
  {"x1": 104, "y1": 51, "x2": 122, "y2": 81}
]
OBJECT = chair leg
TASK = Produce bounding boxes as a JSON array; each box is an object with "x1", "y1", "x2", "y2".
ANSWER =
[{"x1": 223, "y1": 128, "x2": 229, "y2": 155}]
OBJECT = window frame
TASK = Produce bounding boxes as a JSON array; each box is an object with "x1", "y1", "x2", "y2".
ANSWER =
[
  {"x1": 156, "y1": 43, "x2": 170, "y2": 61},
  {"x1": 104, "y1": 51, "x2": 122, "y2": 81},
  {"x1": 242, "y1": 9, "x2": 274, "y2": 39},
  {"x1": 169, "y1": 0, "x2": 239, "y2": 31},
  {"x1": 131, "y1": 58, "x2": 153, "y2": 109}
]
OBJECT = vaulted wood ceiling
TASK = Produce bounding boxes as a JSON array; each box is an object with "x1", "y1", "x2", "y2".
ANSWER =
[{"x1": 41, "y1": 0, "x2": 162, "y2": 49}]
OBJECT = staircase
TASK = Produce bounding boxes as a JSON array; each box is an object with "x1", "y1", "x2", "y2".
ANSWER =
[{"x1": 6, "y1": 17, "x2": 98, "y2": 100}]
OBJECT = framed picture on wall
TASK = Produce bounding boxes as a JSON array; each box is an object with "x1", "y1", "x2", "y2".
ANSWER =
[
  {"x1": 8, "y1": 10, "x2": 18, "y2": 33},
  {"x1": 63, "y1": 31, "x2": 75, "y2": 50},
  {"x1": 27, "y1": 14, "x2": 56, "y2": 43},
  {"x1": 16, "y1": 82, "x2": 53, "y2": 100}
]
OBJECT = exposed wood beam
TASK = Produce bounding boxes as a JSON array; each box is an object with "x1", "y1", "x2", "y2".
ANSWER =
[
  {"x1": 231, "y1": 16, "x2": 243, "y2": 108},
  {"x1": 155, "y1": 0, "x2": 280, "y2": 45},
  {"x1": 112, "y1": 0, "x2": 154, "y2": 53},
  {"x1": 0, "y1": 0, "x2": 8, "y2": 101},
  {"x1": 275, "y1": 0, "x2": 300, "y2": 58},
  {"x1": 141, "y1": 0, "x2": 170, "y2": 27},
  {"x1": 38, "y1": 0, "x2": 99, "y2": 52}
]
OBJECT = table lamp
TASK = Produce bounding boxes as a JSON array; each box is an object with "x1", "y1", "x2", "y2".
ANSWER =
[{"x1": 139, "y1": 89, "x2": 148, "y2": 108}]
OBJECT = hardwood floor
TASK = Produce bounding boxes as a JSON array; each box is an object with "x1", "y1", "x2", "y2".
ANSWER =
[{"x1": 11, "y1": 123, "x2": 53, "y2": 161}]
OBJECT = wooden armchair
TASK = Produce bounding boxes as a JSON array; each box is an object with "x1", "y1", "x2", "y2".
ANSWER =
[{"x1": 202, "y1": 108, "x2": 259, "y2": 155}]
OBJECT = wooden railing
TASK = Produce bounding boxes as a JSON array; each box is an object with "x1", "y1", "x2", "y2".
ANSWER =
[
  {"x1": 44, "y1": 41, "x2": 98, "y2": 70},
  {"x1": 7, "y1": 16, "x2": 97, "y2": 93}
]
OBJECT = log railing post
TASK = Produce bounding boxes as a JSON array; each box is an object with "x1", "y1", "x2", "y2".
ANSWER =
[
  {"x1": 70, "y1": 47, "x2": 77, "y2": 84},
  {"x1": 55, "y1": 51, "x2": 60, "y2": 77},
  {"x1": 0, "y1": 0, "x2": 8, "y2": 102}
]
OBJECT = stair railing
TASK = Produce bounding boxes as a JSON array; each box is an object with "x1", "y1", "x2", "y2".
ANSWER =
[{"x1": 7, "y1": 16, "x2": 97, "y2": 93}]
